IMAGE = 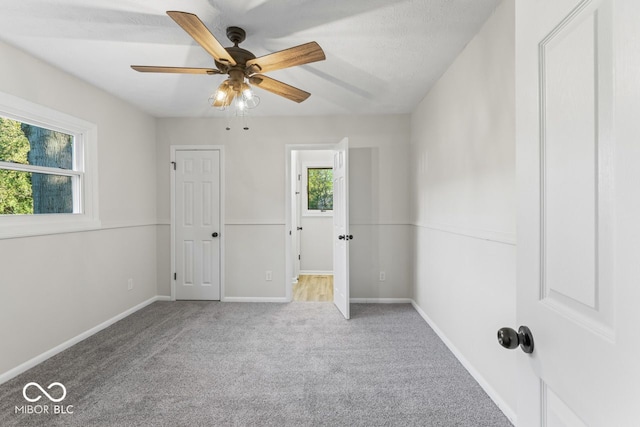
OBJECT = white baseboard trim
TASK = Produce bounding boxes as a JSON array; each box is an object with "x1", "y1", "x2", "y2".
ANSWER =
[
  {"x1": 155, "y1": 296, "x2": 172, "y2": 301},
  {"x1": 222, "y1": 297, "x2": 289, "y2": 303},
  {"x1": 299, "y1": 271, "x2": 333, "y2": 276},
  {"x1": 350, "y1": 298, "x2": 413, "y2": 304},
  {"x1": 410, "y1": 300, "x2": 517, "y2": 425},
  {"x1": 0, "y1": 295, "x2": 165, "y2": 386}
]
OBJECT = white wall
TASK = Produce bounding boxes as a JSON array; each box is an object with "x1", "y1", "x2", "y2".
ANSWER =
[
  {"x1": 156, "y1": 114, "x2": 411, "y2": 299},
  {"x1": 410, "y1": 0, "x2": 517, "y2": 420},
  {"x1": 298, "y1": 150, "x2": 333, "y2": 273},
  {"x1": 0, "y1": 41, "x2": 158, "y2": 378}
]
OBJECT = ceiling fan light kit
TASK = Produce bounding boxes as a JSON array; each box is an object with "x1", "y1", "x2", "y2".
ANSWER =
[
  {"x1": 131, "y1": 11, "x2": 326, "y2": 129},
  {"x1": 208, "y1": 72, "x2": 260, "y2": 131}
]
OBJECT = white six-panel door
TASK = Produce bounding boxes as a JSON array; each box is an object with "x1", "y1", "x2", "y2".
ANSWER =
[
  {"x1": 516, "y1": 0, "x2": 640, "y2": 424},
  {"x1": 174, "y1": 150, "x2": 221, "y2": 300},
  {"x1": 333, "y1": 138, "x2": 350, "y2": 319}
]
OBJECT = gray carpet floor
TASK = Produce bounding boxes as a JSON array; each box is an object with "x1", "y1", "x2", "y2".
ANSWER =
[{"x1": 0, "y1": 302, "x2": 512, "y2": 426}]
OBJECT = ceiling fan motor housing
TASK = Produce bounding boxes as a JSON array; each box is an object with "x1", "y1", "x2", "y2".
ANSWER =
[
  {"x1": 215, "y1": 46, "x2": 256, "y2": 73},
  {"x1": 213, "y1": 27, "x2": 256, "y2": 74}
]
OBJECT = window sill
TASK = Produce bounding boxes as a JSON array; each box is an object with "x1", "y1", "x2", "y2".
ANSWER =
[{"x1": 302, "y1": 211, "x2": 334, "y2": 218}]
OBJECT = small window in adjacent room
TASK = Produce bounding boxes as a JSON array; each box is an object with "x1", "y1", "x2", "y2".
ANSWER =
[
  {"x1": 0, "y1": 92, "x2": 99, "y2": 238},
  {"x1": 304, "y1": 165, "x2": 333, "y2": 216}
]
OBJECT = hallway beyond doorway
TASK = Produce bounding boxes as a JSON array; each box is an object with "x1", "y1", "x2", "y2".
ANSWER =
[{"x1": 293, "y1": 275, "x2": 333, "y2": 302}]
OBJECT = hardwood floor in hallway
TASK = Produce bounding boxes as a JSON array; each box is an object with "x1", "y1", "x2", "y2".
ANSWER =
[{"x1": 293, "y1": 275, "x2": 333, "y2": 302}]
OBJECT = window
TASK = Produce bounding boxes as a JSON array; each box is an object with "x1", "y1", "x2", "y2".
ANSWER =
[
  {"x1": 0, "y1": 92, "x2": 99, "y2": 238},
  {"x1": 303, "y1": 164, "x2": 333, "y2": 216},
  {"x1": 0, "y1": 118, "x2": 77, "y2": 214}
]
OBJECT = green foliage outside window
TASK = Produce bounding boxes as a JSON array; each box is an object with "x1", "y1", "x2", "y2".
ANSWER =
[
  {"x1": 0, "y1": 116, "x2": 74, "y2": 215},
  {"x1": 0, "y1": 118, "x2": 33, "y2": 214},
  {"x1": 307, "y1": 167, "x2": 333, "y2": 211}
]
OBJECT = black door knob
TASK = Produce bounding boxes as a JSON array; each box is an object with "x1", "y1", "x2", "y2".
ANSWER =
[
  {"x1": 212, "y1": 232, "x2": 219, "y2": 238},
  {"x1": 497, "y1": 326, "x2": 534, "y2": 354},
  {"x1": 338, "y1": 235, "x2": 345, "y2": 240},
  {"x1": 347, "y1": 235, "x2": 353, "y2": 240}
]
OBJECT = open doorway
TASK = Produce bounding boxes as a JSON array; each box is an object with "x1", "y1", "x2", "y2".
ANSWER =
[
  {"x1": 286, "y1": 140, "x2": 350, "y2": 319},
  {"x1": 290, "y1": 149, "x2": 334, "y2": 302}
]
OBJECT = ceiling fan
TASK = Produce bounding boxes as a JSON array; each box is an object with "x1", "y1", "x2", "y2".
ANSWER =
[{"x1": 131, "y1": 11, "x2": 326, "y2": 108}]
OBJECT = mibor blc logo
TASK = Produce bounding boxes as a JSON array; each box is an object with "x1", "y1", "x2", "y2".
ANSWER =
[
  {"x1": 15, "y1": 382, "x2": 74, "y2": 415},
  {"x1": 23, "y1": 382, "x2": 66, "y2": 402}
]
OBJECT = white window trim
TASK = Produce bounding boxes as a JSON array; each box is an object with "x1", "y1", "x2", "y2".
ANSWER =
[
  {"x1": 0, "y1": 91, "x2": 100, "y2": 239},
  {"x1": 302, "y1": 161, "x2": 333, "y2": 217}
]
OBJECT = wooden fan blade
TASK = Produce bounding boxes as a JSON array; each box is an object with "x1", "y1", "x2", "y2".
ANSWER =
[
  {"x1": 246, "y1": 42, "x2": 325, "y2": 74},
  {"x1": 131, "y1": 66, "x2": 220, "y2": 75},
  {"x1": 249, "y1": 75, "x2": 310, "y2": 103},
  {"x1": 166, "y1": 11, "x2": 236, "y2": 65}
]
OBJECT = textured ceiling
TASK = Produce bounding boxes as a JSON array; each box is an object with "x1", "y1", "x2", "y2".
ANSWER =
[{"x1": 0, "y1": 0, "x2": 501, "y2": 118}]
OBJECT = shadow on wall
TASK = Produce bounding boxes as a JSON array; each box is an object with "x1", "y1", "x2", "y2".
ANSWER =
[{"x1": 349, "y1": 147, "x2": 381, "y2": 298}]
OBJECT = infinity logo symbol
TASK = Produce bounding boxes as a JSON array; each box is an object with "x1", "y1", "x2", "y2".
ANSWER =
[{"x1": 22, "y1": 382, "x2": 67, "y2": 403}]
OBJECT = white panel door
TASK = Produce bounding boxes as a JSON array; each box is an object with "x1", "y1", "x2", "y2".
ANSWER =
[
  {"x1": 333, "y1": 138, "x2": 349, "y2": 319},
  {"x1": 175, "y1": 150, "x2": 221, "y2": 300},
  {"x1": 516, "y1": 0, "x2": 640, "y2": 425}
]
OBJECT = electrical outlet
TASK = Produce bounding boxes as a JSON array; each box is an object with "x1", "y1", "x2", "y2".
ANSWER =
[
  {"x1": 127, "y1": 278, "x2": 133, "y2": 291},
  {"x1": 379, "y1": 271, "x2": 386, "y2": 281},
  {"x1": 265, "y1": 271, "x2": 272, "y2": 281}
]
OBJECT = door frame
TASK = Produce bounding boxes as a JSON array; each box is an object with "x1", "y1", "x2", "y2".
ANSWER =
[
  {"x1": 170, "y1": 145, "x2": 225, "y2": 301},
  {"x1": 284, "y1": 143, "x2": 340, "y2": 302}
]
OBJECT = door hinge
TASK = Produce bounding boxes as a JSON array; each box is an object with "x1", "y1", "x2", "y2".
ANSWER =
[
  {"x1": 298, "y1": 254, "x2": 301, "y2": 260},
  {"x1": 298, "y1": 174, "x2": 301, "y2": 181},
  {"x1": 173, "y1": 272, "x2": 177, "y2": 280},
  {"x1": 171, "y1": 161, "x2": 176, "y2": 170}
]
